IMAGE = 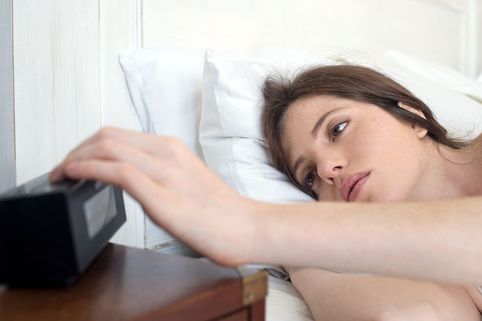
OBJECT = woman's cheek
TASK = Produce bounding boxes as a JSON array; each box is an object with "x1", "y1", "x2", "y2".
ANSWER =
[{"x1": 317, "y1": 185, "x2": 341, "y2": 202}]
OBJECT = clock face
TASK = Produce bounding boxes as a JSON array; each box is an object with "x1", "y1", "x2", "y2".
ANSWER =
[{"x1": 83, "y1": 186, "x2": 117, "y2": 239}]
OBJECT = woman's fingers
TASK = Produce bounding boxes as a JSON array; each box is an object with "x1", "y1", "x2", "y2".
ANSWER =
[
  {"x1": 88, "y1": 127, "x2": 180, "y2": 159},
  {"x1": 47, "y1": 126, "x2": 258, "y2": 266},
  {"x1": 62, "y1": 156, "x2": 251, "y2": 265},
  {"x1": 63, "y1": 158, "x2": 168, "y2": 219},
  {"x1": 49, "y1": 128, "x2": 140, "y2": 181},
  {"x1": 50, "y1": 137, "x2": 174, "y2": 185},
  {"x1": 50, "y1": 127, "x2": 184, "y2": 183}
]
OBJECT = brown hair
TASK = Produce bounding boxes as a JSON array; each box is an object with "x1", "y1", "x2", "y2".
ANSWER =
[{"x1": 261, "y1": 64, "x2": 468, "y2": 197}]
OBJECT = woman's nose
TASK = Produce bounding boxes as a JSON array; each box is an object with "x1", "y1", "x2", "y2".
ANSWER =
[{"x1": 316, "y1": 158, "x2": 345, "y2": 185}]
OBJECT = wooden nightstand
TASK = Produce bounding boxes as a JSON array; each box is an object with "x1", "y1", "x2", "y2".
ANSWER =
[{"x1": 0, "y1": 244, "x2": 267, "y2": 321}]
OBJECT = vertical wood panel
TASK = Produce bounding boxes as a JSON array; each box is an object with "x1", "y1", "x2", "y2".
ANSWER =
[
  {"x1": 100, "y1": 0, "x2": 145, "y2": 247},
  {"x1": 478, "y1": 0, "x2": 482, "y2": 77},
  {"x1": 0, "y1": 0, "x2": 15, "y2": 193},
  {"x1": 460, "y1": 0, "x2": 479, "y2": 77},
  {"x1": 13, "y1": 0, "x2": 101, "y2": 184}
]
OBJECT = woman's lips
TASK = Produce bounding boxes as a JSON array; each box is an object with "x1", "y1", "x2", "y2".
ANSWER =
[
  {"x1": 348, "y1": 174, "x2": 369, "y2": 202},
  {"x1": 340, "y1": 171, "x2": 370, "y2": 202}
]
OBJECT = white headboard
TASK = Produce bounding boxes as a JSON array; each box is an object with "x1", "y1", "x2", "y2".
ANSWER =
[{"x1": 1, "y1": 0, "x2": 481, "y2": 248}]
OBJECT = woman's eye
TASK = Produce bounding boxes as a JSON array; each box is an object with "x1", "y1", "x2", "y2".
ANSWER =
[
  {"x1": 303, "y1": 170, "x2": 316, "y2": 188},
  {"x1": 330, "y1": 121, "x2": 348, "y2": 140}
]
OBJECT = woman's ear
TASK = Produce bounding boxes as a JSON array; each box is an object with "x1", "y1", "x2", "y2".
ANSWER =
[{"x1": 397, "y1": 102, "x2": 428, "y2": 139}]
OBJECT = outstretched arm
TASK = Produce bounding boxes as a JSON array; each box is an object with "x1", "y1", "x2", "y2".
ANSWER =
[
  {"x1": 49, "y1": 127, "x2": 482, "y2": 285},
  {"x1": 252, "y1": 197, "x2": 482, "y2": 285}
]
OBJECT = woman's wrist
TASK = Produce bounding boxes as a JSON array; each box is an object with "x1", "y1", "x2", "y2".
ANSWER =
[{"x1": 238, "y1": 198, "x2": 274, "y2": 266}]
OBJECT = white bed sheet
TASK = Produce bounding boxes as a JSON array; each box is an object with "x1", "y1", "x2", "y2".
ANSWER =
[
  {"x1": 239, "y1": 264, "x2": 314, "y2": 321},
  {"x1": 266, "y1": 276, "x2": 314, "y2": 321}
]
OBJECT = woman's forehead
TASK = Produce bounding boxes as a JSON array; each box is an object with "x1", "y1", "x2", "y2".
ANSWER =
[
  {"x1": 279, "y1": 96, "x2": 379, "y2": 161},
  {"x1": 281, "y1": 96, "x2": 347, "y2": 133},
  {"x1": 283, "y1": 97, "x2": 330, "y2": 127},
  {"x1": 284, "y1": 95, "x2": 379, "y2": 125},
  {"x1": 290, "y1": 95, "x2": 340, "y2": 110}
]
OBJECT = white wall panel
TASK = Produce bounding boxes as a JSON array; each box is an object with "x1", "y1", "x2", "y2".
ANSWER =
[
  {"x1": 460, "y1": 0, "x2": 481, "y2": 77},
  {"x1": 478, "y1": 0, "x2": 482, "y2": 76},
  {"x1": 9, "y1": 0, "x2": 146, "y2": 248},
  {"x1": 13, "y1": 0, "x2": 101, "y2": 184},
  {"x1": 100, "y1": 0, "x2": 145, "y2": 248},
  {"x1": 142, "y1": 0, "x2": 464, "y2": 71},
  {"x1": 0, "y1": 0, "x2": 15, "y2": 193}
]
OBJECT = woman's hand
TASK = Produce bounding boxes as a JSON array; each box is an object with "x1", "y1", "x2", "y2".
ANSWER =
[{"x1": 49, "y1": 127, "x2": 258, "y2": 266}]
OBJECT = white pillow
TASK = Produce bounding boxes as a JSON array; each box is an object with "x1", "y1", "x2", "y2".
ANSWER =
[
  {"x1": 374, "y1": 51, "x2": 482, "y2": 105},
  {"x1": 119, "y1": 48, "x2": 206, "y2": 254},
  {"x1": 200, "y1": 50, "x2": 482, "y2": 206},
  {"x1": 200, "y1": 50, "x2": 332, "y2": 203},
  {"x1": 119, "y1": 48, "x2": 205, "y2": 159},
  {"x1": 368, "y1": 51, "x2": 482, "y2": 138}
]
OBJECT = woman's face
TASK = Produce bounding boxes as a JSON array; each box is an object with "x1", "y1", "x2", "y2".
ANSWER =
[{"x1": 280, "y1": 95, "x2": 428, "y2": 202}]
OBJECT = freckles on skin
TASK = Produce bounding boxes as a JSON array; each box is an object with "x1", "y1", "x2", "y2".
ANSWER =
[{"x1": 279, "y1": 96, "x2": 431, "y2": 203}]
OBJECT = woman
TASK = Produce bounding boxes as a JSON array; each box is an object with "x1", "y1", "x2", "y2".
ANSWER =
[
  {"x1": 260, "y1": 65, "x2": 482, "y2": 320},
  {"x1": 49, "y1": 64, "x2": 482, "y2": 320}
]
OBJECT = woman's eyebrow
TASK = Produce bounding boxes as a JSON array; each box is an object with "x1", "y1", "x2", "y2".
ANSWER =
[{"x1": 311, "y1": 108, "x2": 343, "y2": 138}]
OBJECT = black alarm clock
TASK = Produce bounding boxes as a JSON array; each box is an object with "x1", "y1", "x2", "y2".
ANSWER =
[{"x1": 0, "y1": 173, "x2": 126, "y2": 287}]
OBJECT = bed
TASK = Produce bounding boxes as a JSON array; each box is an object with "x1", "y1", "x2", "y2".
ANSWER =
[{"x1": 2, "y1": 0, "x2": 482, "y2": 320}]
